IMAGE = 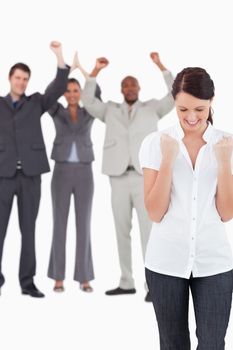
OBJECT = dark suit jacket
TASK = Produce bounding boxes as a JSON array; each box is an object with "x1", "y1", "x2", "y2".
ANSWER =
[
  {"x1": 0, "y1": 67, "x2": 69, "y2": 177},
  {"x1": 49, "y1": 85, "x2": 101, "y2": 163}
]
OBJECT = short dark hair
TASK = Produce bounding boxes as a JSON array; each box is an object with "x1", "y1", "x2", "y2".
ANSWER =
[
  {"x1": 9, "y1": 63, "x2": 31, "y2": 78},
  {"x1": 67, "y1": 78, "x2": 81, "y2": 88},
  {"x1": 172, "y1": 67, "x2": 215, "y2": 124}
]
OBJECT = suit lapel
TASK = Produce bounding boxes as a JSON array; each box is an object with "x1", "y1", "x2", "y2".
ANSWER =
[
  {"x1": 4, "y1": 94, "x2": 27, "y2": 113},
  {"x1": 120, "y1": 101, "x2": 142, "y2": 125},
  {"x1": 64, "y1": 108, "x2": 75, "y2": 129},
  {"x1": 129, "y1": 101, "x2": 142, "y2": 123},
  {"x1": 65, "y1": 106, "x2": 84, "y2": 131},
  {"x1": 4, "y1": 94, "x2": 15, "y2": 111},
  {"x1": 120, "y1": 103, "x2": 131, "y2": 127},
  {"x1": 16, "y1": 95, "x2": 27, "y2": 109}
]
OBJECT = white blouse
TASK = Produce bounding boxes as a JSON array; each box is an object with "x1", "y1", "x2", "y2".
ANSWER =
[{"x1": 139, "y1": 123, "x2": 233, "y2": 278}]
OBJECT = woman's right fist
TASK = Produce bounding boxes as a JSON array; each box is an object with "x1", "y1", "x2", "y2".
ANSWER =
[{"x1": 160, "y1": 134, "x2": 179, "y2": 164}]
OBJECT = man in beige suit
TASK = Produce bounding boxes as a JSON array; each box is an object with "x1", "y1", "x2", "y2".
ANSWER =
[{"x1": 80, "y1": 53, "x2": 174, "y2": 301}]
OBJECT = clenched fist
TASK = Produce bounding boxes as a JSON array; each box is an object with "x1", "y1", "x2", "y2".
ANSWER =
[
  {"x1": 160, "y1": 134, "x2": 179, "y2": 165},
  {"x1": 214, "y1": 136, "x2": 233, "y2": 165},
  {"x1": 50, "y1": 41, "x2": 62, "y2": 54},
  {"x1": 150, "y1": 52, "x2": 161, "y2": 65},
  {"x1": 95, "y1": 57, "x2": 109, "y2": 70}
]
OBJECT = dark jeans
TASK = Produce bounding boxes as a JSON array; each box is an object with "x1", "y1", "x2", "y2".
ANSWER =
[
  {"x1": 0, "y1": 171, "x2": 41, "y2": 288},
  {"x1": 146, "y1": 268, "x2": 233, "y2": 350}
]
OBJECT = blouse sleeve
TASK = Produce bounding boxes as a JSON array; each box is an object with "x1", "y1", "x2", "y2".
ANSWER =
[{"x1": 139, "y1": 132, "x2": 161, "y2": 170}]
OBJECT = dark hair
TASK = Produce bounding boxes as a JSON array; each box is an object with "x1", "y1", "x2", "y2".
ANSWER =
[
  {"x1": 9, "y1": 63, "x2": 31, "y2": 78},
  {"x1": 67, "y1": 78, "x2": 81, "y2": 88},
  {"x1": 172, "y1": 67, "x2": 215, "y2": 125}
]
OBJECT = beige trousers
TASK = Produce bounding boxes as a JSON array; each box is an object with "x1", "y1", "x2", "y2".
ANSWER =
[{"x1": 110, "y1": 170, "x2": 152, "y2": 289}]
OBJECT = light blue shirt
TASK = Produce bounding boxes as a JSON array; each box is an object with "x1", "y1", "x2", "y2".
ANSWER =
[{"x1": 67, "y1": 142, "x2": 80, "y2": 162}]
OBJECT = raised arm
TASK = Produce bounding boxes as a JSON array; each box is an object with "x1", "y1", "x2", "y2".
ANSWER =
[
  {"x1": 90, "y1": 58, "x2": 109, "y2": 100},
  {"x1": 150, "y1": 52, "x2": 174, "y2": 118},
  {"x1": 70, "y1": 53, "x2": 109, "y2": 78},
  {"x1": 41, "y1": 41, "x2": 69, "y2": 112},
  {"x1": 77, "y1": 56, "x2": 109, "y2": 122},
  {"x1": 150, "y1": 52, "x2": 168, "y2": 72},
  {"x1": 50, "y1": 41, "x2": 66, "y2": 68},
  {"x1": 90, "y1": 57, "x2": 109, "y2": 78},
  {"x1": 215, "y1": 137, "x2": 233, "y2": 221},
  {"x1": 143, "y1": 134, "x2": 179, "y2": 223},
  {"x1": 47, "y1": 101, "x2": 64, "y2": 118},
  {"x1": 69, "y1": 52, "x2": 102, "y2": 101}
]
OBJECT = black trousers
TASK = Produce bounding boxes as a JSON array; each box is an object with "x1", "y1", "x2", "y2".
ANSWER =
[
  {"x1": 146, "y1": 268, "x2": 233, "y2": 350},
  {"x1": 0, "y1": 171, "x2": 41, "y2": 288}
]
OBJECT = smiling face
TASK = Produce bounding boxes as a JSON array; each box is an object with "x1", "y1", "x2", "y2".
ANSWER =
[
  {"x1": 121, "y1": 76, "x2": 140, "y2": 105},
  {"x1": 9, "y1": 69, "x2": 30, "y2": 99},
  {"x1": 64, "y1": 82, "x2": 81, "y2": 106},
  {"x1": 175, "y1": 92, "x2": 212, "y2": 134}
]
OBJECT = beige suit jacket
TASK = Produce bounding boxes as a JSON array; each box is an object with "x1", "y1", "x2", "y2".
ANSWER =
[{"x1": 81, "y1": 71, "x2": 174, "y2": 176}]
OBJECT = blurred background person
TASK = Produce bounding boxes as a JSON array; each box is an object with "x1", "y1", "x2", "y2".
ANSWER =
[{"x1": 47, "y1": 55, "x2": 108, "y2": 293}]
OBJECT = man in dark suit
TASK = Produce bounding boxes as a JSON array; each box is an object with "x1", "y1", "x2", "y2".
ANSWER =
[{"x1": 0, "y1": 41, "x2": 69, "y2": 297}]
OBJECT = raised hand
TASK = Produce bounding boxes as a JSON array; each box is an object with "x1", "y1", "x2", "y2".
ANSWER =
[
  {"x1": 150, "y1": 52, "x2": 166, "y2": 71},
  {"x1": 50, "y1": 41, "x2": 65, "y2": 68},
  {"x1": 50, "y1": 41, "x2": 62, "y2": 55},
  {"x1": 95, "y1": 57, "x2": 109, "y2": 70},
  {"x1": 150, "y1": 52, "x2": 161, "y2": 65},
  {"x1": 70, "y1": 51, "x2": 89, "y2": 78},
  {"x1": 214, "y1": 136, "x2": 233, "y2": 166},
  {"x1": 90, "y1": 57, "x2": 109, "y2": 78},
  {"x1": 70, "y1": 51, "x2": 81, "y2": 71}
]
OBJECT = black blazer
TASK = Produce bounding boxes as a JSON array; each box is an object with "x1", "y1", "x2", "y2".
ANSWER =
[{"x1": 0, "y1": 67, "x2": 69, "y2": 177}]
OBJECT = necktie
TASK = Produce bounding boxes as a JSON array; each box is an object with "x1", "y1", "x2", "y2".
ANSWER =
[{"x1": 128, "y1": 106, "x2": 133, "y2": 118}]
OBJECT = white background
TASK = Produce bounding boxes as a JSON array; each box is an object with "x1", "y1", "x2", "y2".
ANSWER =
[{"x1": 1, "y1": 0, "x2": 233, "y2": 349}]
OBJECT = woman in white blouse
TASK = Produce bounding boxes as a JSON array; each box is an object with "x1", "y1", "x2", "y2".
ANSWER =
[{"x1": 139, "y1": 67, "x2": 233, "y2": 349}]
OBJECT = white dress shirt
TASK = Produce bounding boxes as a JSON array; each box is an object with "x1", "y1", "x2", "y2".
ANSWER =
[{"x1": 139, "y1": 122, "x2": 233, "y2": 278}]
